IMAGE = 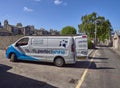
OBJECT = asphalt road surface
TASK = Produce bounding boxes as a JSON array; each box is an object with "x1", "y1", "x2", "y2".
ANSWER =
[
  {"x1": 80, "y1": 47, "x2": 120, "y2": 88},
  {"x1": 0, "y1": 47, "x2": 120, "y2": 88},
  {"x1": 0, "y1": 50, "x2": 89, "y2": 88}
]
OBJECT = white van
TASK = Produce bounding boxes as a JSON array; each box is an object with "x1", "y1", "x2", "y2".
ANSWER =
[
  {"x1": 6, "y1": 36, "x2": 76, "y2": 66},
  {"x1": 74, "y1": 35, "x2": 88, "y2": 58}
]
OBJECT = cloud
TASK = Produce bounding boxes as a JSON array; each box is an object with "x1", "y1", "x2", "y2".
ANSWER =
[
  {"x1": 54, "y1": 0, "x2": 62, "y2": 5},
  {"x1": 24, "y1": 7, "x2": 33, "y2": 12}
]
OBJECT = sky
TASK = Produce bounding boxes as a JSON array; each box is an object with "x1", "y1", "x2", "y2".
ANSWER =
[{"x1": 0, "y1": 0, "x2": 120, "y2": 32}]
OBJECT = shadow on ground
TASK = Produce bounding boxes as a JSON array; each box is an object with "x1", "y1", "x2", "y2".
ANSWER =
[
  {"x1": 10, "y1": 57, "x2": 115, "y2": 70},
  {"x1": 0, "y1": 64, "x2": 57, "y2": 88},
  {"x1": 88, "y1": 57, "x2": 109, "y2": 60},
  {"x1": 65, "y1": 56, "x2": 115, "y2": 70}
]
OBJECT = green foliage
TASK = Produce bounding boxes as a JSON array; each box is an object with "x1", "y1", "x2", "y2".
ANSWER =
[
  {"x1": 61, "y1": 26, "x2": 76, "y2": 35},
  {"x1": 87, "y1": 38, "x2": 95, "y2": 49},
  {"x1": 78, "y1": 12, "x2": 112, "y2": 42}
]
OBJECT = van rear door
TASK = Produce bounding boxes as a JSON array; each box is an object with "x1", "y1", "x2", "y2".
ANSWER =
[{"x1": 75, "y1": 35, "x2": 88, "y2": 58}]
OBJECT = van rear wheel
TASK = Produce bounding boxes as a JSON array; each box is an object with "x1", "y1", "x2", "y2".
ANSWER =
[
  {"x1": 54, "y1": 57, "x2": 64, "y2": 67},
  {"x1": 10, "y1": 53, "x2": 17, "y2": 62}
]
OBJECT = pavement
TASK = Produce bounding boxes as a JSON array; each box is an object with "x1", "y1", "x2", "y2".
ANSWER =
[
  {"x1": 88, "y1": 46, "x2": 120, "y2": 57},
  {"x1": 82, "y1": 46, "x2": 120, "y2": 88},
  {"x1": 88, "y1": 49, "x2": 94, "y2": 56},
  {"x1": 110, "y1": 47, "x2": 120, "y2": 56}
]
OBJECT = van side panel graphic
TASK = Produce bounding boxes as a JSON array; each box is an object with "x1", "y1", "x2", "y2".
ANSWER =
[
  {"x1": 6, "y1": 45, "x2": 39, "y2": 61},
  {"x1": 25, "y1": 48, "x2": 66, "y2": 55}
]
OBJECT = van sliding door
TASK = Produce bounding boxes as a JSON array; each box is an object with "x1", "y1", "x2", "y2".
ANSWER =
[{"x1": 29, "y1": 38, "x2": 48, "y2": 61}]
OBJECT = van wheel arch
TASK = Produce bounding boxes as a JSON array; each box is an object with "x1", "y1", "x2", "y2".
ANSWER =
[
  {"x1": 9, "y1": 53, "x2": 18, "y2": 62},
  {"x1": 54, "y1": 56, "x2": 65, "y2": 67}
]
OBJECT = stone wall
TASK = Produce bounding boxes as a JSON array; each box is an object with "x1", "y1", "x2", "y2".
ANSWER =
[
  {"x1": 0, "y1": 35, "x2": 23, "y2": 50},
  {"x1": 118, "y1": 39, "x2": 120, "y2": 51}
]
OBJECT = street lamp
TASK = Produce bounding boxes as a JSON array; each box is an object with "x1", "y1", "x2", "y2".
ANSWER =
[
  {"x1": 95, "y1": 23, "x2": 97, "y2": 46},
  {"x1": 94, "y1": 19, "x2": 101, "y2": 46}
]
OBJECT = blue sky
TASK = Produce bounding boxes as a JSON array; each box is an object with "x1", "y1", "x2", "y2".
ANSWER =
[{"x1": 0, "y1": 0, "x2": 120, "y2": 32}]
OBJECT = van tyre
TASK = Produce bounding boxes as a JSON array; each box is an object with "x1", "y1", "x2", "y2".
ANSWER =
[
  {"x1": 54, "y1": 57, "x2": 64, "y2": 67},
  {"x1": 10, "y1": 53, "x2": 17, "y2": 62}
]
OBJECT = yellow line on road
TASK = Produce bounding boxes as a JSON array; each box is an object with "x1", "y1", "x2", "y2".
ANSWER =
[{"x1": 75, "y1": 50, "x2": 97, "y2": 88}]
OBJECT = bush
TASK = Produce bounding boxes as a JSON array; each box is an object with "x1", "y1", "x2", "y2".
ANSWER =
[{"x1": 87, "y1": 39, "x2": 95, "y2": 49}]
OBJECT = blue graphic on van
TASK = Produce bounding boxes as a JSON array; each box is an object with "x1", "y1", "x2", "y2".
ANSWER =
[
  {"x1": 59, "y1": 40, "x2": 68, "y2": 48},
  {"x1": 6, "y1": 45, "x2": 39, "y2": 61},
  {"x1": 26, "y1": 49, "x2": 65, "y2": 55},
  {"x1": 52, "y1": 50, "x2": 65, "y2": 54}
]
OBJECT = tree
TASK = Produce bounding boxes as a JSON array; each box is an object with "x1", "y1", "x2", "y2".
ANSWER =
[
  {"x1": 61, "y1": 26, "x2": 76, "y2": 35},
  {"x1": 78, "y1": 12, "x2": 112, "y2": 42}
]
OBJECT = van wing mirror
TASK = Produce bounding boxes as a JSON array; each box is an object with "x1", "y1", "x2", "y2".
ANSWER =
[{"x1": 15, "y1": 43, "x2": 19, "y2": 47}]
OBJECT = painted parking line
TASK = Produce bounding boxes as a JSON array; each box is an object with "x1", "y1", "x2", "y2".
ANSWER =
[{"x1": 75, "y1": 50, "x2": 97, "y2": 88}]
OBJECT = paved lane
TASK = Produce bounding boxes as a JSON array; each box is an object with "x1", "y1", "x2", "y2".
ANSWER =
[{"x1": 81, "y1": 47, "x2": 120, "y2": 88}]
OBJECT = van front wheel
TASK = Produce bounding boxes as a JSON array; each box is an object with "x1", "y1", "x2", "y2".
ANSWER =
[
  {"x1": 54, "y1": 57, "x2": 64, "y2": 67},
  {"x1": 10, "y1": 53, "x2": 17, "y2": 62}
]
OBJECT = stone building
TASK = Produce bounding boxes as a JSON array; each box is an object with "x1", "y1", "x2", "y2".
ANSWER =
[
  {"x1": 4, "y1": 20, "x2": 24, "y2": 35},
  {"x1": 0, "y1": 20, "x2": 60, "y2": 36},
  {"x1": 24, "y1": 25, "x2": 35, "y2": 35},
  {"x1": 3, "y1": 20, "x2": 36, "y2": 35},
  {"x1": 35, "y1": 28, "x2": 49, "y2": 36},
  {"x1": 0, "y1": 21, "x2": 11, "y2": 36},
  {"x1": 35, "y1": 28, "x2": 60, "y2": 36},
  {"x1": 113, "y1": 30, "x2": 120, "y2": 50},
  {"x1": 49, "y1": 29, "x2": 60, "y2": 35},
  {"x1": 0, "y1": 28, "x2": 12, "y2": 36}
]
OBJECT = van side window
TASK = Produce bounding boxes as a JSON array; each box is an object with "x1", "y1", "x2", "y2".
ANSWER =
[
  {"x1": 31, "y1": 38, "x2": 47, "y2": 47},
  {"x1": 16, "y1": 38, "x2": 29, "y2": 46}
]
